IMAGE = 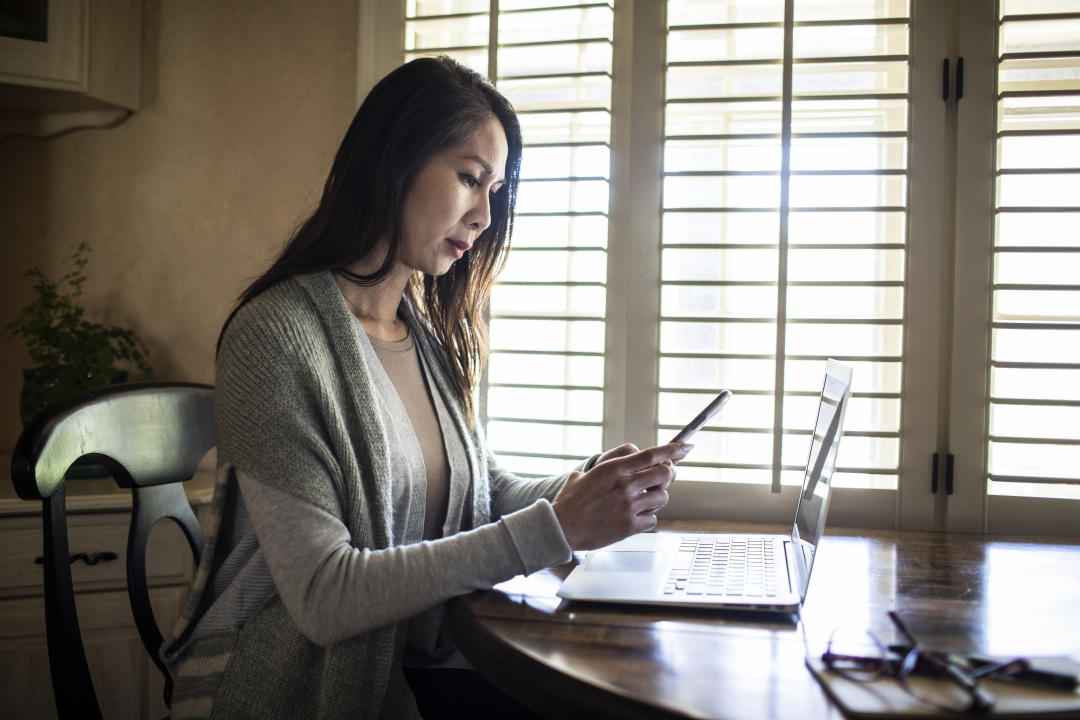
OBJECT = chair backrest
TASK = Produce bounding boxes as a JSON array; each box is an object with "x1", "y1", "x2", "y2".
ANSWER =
[{"x1": 11, "y1": 382, "x2": 215, "y2": 720}]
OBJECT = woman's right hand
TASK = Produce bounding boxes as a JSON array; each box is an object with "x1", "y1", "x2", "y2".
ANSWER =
[{"x1": 551, "y1": 443, "x2": 693, "y2": 550}]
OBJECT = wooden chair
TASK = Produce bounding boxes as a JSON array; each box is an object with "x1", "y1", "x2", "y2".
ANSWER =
[{"x1": 11, "y1": 382, "x2": 214, "y2": 720}]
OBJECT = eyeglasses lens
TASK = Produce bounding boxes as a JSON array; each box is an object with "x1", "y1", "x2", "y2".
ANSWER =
[{"x1": 899, "y1": 652, "x2": 991, "y2": 714}]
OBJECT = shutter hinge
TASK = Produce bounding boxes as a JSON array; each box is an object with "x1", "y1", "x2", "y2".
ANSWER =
[
  {"x1": 932, "y1": 452, "x2": 956, "y2": 494},
  {"x1": 942, "y1": 58, "x2": 965, "y2": 102}
]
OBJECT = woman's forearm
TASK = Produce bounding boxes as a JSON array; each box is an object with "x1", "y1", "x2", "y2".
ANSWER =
[{"x1": 238, "y1": 471, "x2": 570, "y2": 646}]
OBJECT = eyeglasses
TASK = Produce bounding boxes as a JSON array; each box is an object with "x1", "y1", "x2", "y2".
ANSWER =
[{"x1": 822, "y1": 611, "x2": 1033, "y2": 715}]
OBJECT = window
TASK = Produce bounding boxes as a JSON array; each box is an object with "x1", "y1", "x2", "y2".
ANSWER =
[
  {"x1": 659, "y1": 1, "x2": 908, "y2": 499},
  {"x1": 406, "y1": 0, "x2": 614, "y2": 476},
  {"x1": 376, "y1": 0, "x2": 1080, "y2": 533},
  {"x1": 945, "y1": 0, "x2": 1080, "y2": 534},
  {"x1": 987, "y1": 2, "x2": 1080, "y2": 500}
]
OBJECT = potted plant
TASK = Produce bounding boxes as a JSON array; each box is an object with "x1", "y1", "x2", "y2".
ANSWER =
[{"x1": 4, "y1": 243, "x2": 153, "y2": 476}]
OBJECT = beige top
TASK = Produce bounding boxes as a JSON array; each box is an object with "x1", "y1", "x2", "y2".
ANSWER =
[{"x1": 368, "y1": 330, "x2": 450, "y2": 540}]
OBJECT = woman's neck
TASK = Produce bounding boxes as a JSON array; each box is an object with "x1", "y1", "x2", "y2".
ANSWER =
[{"x1": 334, "y1": 256, "x2": 412, "y2": 342}]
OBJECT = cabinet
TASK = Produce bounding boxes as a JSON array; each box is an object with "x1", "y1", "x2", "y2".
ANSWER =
[
  {"x1": 0, "y1": 470, "x2": 214, "y2": 719},
  {"x1": 0, "y1": 0, "x2": 142, "y2": 111}
]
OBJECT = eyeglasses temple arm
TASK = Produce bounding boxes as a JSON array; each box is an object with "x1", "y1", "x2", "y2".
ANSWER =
[{"x1": 887, "y1": 611, "x2": 919, "y2": 647}]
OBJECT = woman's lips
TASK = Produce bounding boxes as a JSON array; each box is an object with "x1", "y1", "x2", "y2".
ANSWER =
[{"x1": 447, "y1": 238, "x2": 470, "y2": 259}]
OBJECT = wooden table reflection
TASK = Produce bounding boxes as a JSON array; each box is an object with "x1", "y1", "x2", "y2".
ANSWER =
[{"x1": 447, "y1": 523, "x2": 1080, "y2": 720}]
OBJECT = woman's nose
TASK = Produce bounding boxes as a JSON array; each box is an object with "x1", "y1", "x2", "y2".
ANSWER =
[{"x1": 467, "y1": 193, "x2": 492, "y2": 233}]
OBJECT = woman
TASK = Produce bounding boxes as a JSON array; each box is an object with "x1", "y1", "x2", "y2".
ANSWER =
[{"x1": 163, "y1": 56, "x2": 690, "y2": 719}]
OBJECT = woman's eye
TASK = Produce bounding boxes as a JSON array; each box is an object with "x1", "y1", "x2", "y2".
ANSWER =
[{"x1": 459, "y1": 173, "x2": 479, "y2": 188}]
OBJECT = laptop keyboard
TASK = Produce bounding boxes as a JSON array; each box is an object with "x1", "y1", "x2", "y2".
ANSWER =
[{"x1": 663, "y1": 536, "x2": 778, "y2": 598}]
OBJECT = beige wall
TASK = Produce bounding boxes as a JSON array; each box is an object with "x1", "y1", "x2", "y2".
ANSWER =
[{"x1": 0, "y1": 0, "x2": 359, "y2": 453}]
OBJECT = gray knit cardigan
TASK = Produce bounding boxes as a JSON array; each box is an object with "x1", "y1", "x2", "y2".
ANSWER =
[{"x1": 162, "y1": 271, "x2": 498, "y2": 718}]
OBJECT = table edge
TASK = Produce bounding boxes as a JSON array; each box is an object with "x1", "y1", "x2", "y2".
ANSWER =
[{"x1": 448, "y1": 593, "x2": 697, "y2": 720}]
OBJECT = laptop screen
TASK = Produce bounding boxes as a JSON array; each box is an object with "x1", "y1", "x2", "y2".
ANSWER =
[{"x1": 790, "y1": 359, "x2": 853, "y2": 598}]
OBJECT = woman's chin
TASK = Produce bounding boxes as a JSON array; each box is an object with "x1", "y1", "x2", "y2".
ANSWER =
[{"x1": 431, "y1": 259, "x2": 460, "y2": 277}]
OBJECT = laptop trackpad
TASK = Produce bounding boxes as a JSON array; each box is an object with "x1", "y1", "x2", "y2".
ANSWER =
[{"x1": 587, "y1": 550, "x2": 664, "y2": 572}]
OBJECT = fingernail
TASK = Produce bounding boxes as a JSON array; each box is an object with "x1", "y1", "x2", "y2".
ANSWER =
[{"x1": 677, "y1": 443, "x2": 694, "y2": 455}]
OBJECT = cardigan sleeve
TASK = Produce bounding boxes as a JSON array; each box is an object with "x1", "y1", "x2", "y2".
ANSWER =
[{"x1": 237, "y1": 470, "x2": 570, "y2": 647}]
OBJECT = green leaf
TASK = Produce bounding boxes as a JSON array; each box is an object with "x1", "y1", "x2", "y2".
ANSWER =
[{"x1": 3, "y1": 244, "x2": 155, "y2": 394}]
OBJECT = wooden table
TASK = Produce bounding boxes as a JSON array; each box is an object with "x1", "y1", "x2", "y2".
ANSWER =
[{"x1": 448, "y1": 523, "x2": 1080, "y2": 720}]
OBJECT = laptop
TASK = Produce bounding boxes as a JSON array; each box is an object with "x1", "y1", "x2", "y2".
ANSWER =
[{"x1": 557, "y1": 359, "x2": 853, "y2": 613}]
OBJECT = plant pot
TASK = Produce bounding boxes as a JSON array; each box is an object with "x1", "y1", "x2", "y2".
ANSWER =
[{"x1": 20, "y1": 367, "x2": 128, "y2": 480}]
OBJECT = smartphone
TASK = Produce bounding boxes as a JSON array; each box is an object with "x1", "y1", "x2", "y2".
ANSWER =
[{"x1": 669, "y1": 390, "x2": 732, "y2": 444}]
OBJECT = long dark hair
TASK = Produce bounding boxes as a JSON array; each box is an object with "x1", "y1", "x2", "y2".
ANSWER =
[{"x1": 220, "y1": 56, "x2": 522, "y2": 425}]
